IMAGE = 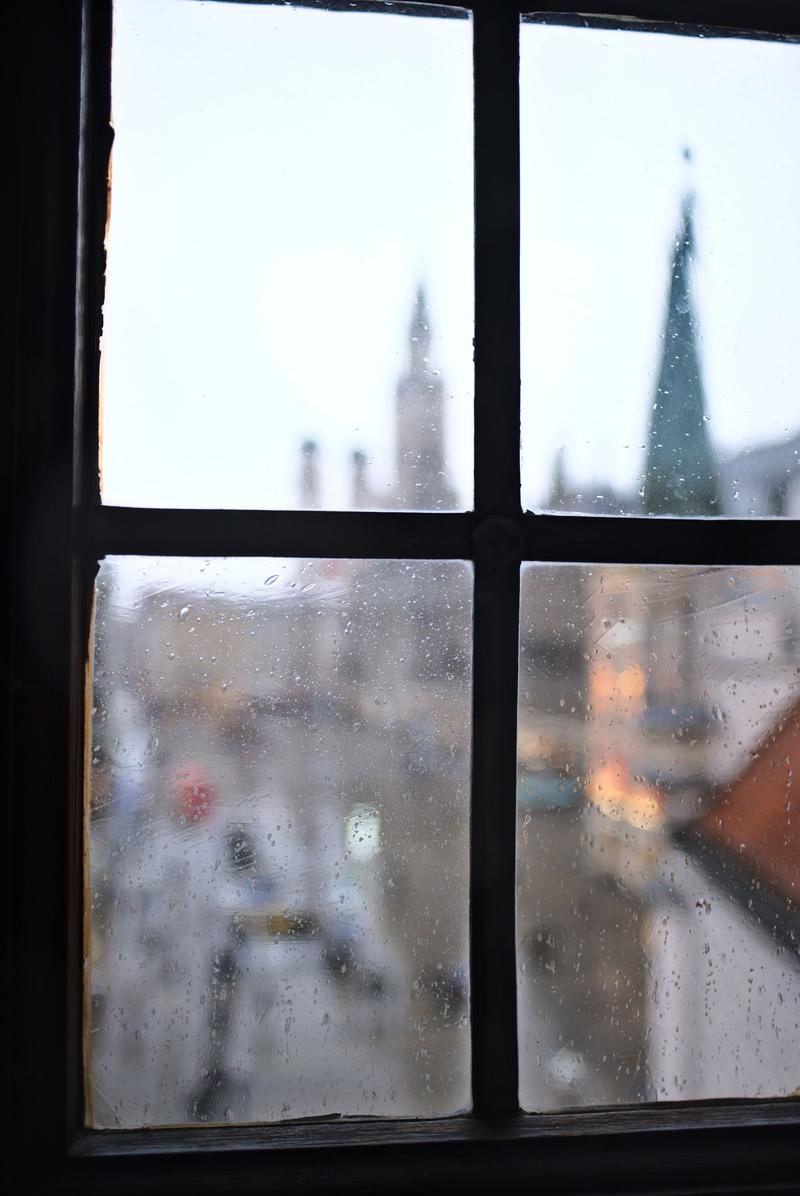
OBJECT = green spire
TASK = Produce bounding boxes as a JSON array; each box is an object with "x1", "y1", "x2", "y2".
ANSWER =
[{"x1": 642, "y1": 189, "x2": 720, "y2": 516}]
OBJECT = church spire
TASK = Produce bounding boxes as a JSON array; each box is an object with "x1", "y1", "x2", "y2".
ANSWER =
[
  {"x1": 642, "y1": 166, "x2": 720, "y2": 516},
  {"x1": 394, "y1": 285, "x2": 457, "y2": 510}
]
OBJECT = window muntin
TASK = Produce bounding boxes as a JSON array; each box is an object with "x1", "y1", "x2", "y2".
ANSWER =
[
  {"x1": 520, "y1": 21, "x2": 800, "y2": 518},
  {"x1": 100, "y1": 0, "x2": 473, "y2": 512}
]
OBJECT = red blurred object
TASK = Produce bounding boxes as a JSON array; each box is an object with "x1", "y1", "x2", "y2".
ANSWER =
[{"x1": 174, "y1": 763, "x2": 215, "y2": 823}]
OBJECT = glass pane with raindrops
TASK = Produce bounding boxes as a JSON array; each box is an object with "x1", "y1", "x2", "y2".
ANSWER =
[
  {"x1": 88, "y1": 556, "x2": 471, "y2": 1127},
  {"x1": 100, "y1": 1, "x2": 472, "y2": 512},
  {"x1": 518, "y1": 563, "x2": 800, "y2": 1109},
  {"x1": 520, "y1": 19, "x2": 800, "y2": 517}
]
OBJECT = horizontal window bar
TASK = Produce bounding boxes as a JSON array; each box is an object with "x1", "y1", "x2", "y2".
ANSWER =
[
  {"x1": 81, "y1": 506, "x2": 477, "y2": 560},
  {"x1": 82, "y1": 507, "x2": 800, "y2": 567},
  {"x1": 520, "y1": 513, "x2": 800, "y2": 566},
  {"x1": 175, "y1": 1, "x2": 800, "y2": 38}
]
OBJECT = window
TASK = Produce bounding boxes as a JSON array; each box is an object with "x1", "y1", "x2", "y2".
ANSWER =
[{"x1": 8, "y1": 0, "x2": 800, "y2": 1191}]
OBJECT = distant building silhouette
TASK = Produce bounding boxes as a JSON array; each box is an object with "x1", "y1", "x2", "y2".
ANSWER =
[
  {"x1": 719, "y1": 433, "x2": 800, "y2": 517},
  {"x1": 302, "y1": 285, "x2": 458, "y2": 512},
  {"x1": 350, "y1": 449, "x2": 370, "y2": 509},
  {"x1": 299, "y1": 439, "x2": 320, "y2": 509}
]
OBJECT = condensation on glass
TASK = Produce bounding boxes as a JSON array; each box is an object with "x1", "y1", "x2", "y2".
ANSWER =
[
  {"x1": 520, "y1": 19, "x2": 800, "y2": 517},
  {"x1": 87, "y1": 557, "x2": 471, "y2": 1127},
  {"x1": 517, "y1": 563, "x2": 800, "y2": 1110},
  {"x1": 100, "y1": 1, "x2": 473, "y2": 512}
]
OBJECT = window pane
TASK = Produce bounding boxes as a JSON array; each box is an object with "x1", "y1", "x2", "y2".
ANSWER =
[
  {"x1": 88, "y1": 557, "x2": 471, "y2": 1127},
  {"x1": 517, "y1": 563, "x2": 800, "y2": 1109},
  {"x1": 521, "y1": 21, "x2": 800, "y2": 517},
  {"x1": 101, "y1": 1, "x2": 472, "y2": 512}
]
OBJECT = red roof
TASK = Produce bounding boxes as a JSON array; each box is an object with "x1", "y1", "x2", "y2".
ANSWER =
[{"x1": 695, "y1": 699, "x2": 800, "y2": 905}]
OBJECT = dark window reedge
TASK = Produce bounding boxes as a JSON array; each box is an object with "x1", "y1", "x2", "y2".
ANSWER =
[
  {"x1": 195, "y1": 0, "x2": 800, "y2": 39},
  {"x1": 47, "y1": 0, "x2": 800, "y2": 1179},
  {"x1": 69, "y1": 1099, "x2": 800, "y2": 1159}
]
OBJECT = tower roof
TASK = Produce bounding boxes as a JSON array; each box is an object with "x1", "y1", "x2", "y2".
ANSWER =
[
  {"x1": 642, "y1": 187, "x2": 720, "y2": 516},
  {"x1": 394, "y1": 285, "x2": 456, "y2": 510}
]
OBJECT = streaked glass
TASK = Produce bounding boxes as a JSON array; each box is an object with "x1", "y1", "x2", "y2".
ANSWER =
[
  {"x1": 101, "y1": 1, "x2": 472, "y2": 511},
  {"x1": 521, "y1": 21, "x2": 800, "y2": 517},
  {"x1": 88, "y1": 557, "x2": 471, "y2": 1126},
  {"x1": 518, "y1": 563, "x2": 800, "y2": 1109}
]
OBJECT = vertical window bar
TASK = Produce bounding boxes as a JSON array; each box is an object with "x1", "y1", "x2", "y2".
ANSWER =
[
  {"x1": 72, "y1": 0, "x2": 112, "y2": 1139},
  {"x1": 74, "y1": 0, "x2": 111, "y2": 511},
  {"x1": 473, "y1": 0, "x2": 521, "y2": 518},
  {"x1": 11, "y1": 0, "x2": 85, "y2": 1160},
  {"x1": 471, "y1": 0, "x2": 521, "y2": 1116}
]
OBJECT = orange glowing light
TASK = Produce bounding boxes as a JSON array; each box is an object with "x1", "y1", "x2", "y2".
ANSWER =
[
  {"x1": 589, "y1": 661, "x2": 646, "y2": 713},
  {"x1": 587, "y1": 757, "x2": 663, "y2": 830}
]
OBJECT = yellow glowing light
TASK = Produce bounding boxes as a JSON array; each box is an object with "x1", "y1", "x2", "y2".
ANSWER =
[
  {"x1": 589, "y1": 661, "x2": 646, "y2": 713},
  {"x1": 587, "y1": 759, "x2": 662, "y2": 830}
]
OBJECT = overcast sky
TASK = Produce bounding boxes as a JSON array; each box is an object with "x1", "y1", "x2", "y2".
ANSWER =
[{"x1": 100, "y1": 1, "x2": 800, "y2": 514}]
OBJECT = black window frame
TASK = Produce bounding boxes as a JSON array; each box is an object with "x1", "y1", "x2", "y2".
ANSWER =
[{"x1": 8, "y1": 1, "x2": 800, "y2": 1191}]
